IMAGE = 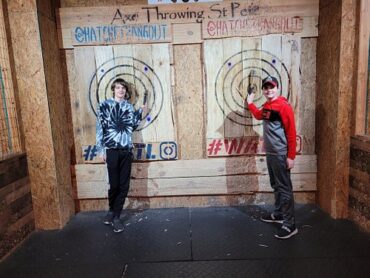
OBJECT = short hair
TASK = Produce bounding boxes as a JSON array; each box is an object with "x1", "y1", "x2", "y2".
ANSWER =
[{"x1": 111, "y1": 78, "x2": 131, "y2": 100}]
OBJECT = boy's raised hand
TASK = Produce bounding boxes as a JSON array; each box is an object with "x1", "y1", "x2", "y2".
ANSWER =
[
  {"x1": 141, "y1": 104, "x2": 147, "y2": 114},
  {"x1": 246, "y1": 84, "x2": 256, "y2": 104},
  {"x1": 247, "y1": 91, "x2": 255, "y2": 105}
]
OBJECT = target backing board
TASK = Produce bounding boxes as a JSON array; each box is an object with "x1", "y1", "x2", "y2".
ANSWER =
[
  {"x1": 73, "y1": 44, "x2": 175, "y2": 153},
  {"x1": 204, "y1": 35, "x2": 301, "y2": 139}
]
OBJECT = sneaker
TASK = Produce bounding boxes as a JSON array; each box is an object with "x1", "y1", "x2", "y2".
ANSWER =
[
  {"x1": 274, "y1": 226, "x2": 298, "y2": 239},
  {"x1": 103, "y1": 211, "x2": 114, "y2": 225},
  {"x1": 260, "y1": 213, "x2": 283, "y2": 224},
  {"x1": 112, "y1": 218, "x2": 124, "y2": 233}
]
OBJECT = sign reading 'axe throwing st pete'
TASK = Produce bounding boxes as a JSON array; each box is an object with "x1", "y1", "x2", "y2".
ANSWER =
[{"x1": 56, "y1": 0, "x2": 318, "y2": 48}]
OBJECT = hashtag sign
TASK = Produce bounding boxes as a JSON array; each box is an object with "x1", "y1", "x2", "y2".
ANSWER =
[
  {"x1": 207, "y1": 139, "x2": 223, "y2": 155},
  {"x1": 83, "y1": 145, "x2": 98, "y2": 161}
]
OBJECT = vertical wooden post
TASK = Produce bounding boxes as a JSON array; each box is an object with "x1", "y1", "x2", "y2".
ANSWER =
[
  {"x1": 6, "y1": 0, "x2": 74, "y2": 229},
  {"x1": 316, "y1": 0, "x2": 357, "y2": 218}
]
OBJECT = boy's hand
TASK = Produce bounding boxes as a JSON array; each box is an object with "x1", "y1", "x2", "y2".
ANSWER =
[
  {"x1": 286, "y1": 158, "x2": 295, "y2": 169},
  {"x1": 141, "y1": 104, "x2": 147, "y2": 114},
  {"x1": 247, "y1": 84, "x2": 256, "y2": 95},
  {"x1": 247, "y1": 92, "x2": 255, "y2": 105},
  {"x1": 100, "y1": 154, "x2": 106, "y2": 162},
  {"x1": 246, "y1": 84, "x2": 256, "y2": 104}
]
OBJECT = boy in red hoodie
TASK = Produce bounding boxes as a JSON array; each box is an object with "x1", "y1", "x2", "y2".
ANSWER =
[{"x1": 247, "y1": 76, "x2": 298, "y2": 239}]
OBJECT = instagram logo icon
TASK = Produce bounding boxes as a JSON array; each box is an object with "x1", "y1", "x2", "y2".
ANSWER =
[{"x1": 159, "y1": 141, "x2": 177, "y2": 160}]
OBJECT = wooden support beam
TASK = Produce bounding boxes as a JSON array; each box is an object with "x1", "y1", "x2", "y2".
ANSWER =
[
  {"x1": 7, "y1": 0, "x2": 74, "y2": 229},
  {"x1": 316, "y1": 0, "x2": 357, "y2": 218}
]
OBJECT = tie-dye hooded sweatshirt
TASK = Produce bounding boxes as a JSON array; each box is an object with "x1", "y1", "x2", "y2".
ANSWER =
[{"x1": 96, "y1": 98, "x2": 142, "y2": 156}]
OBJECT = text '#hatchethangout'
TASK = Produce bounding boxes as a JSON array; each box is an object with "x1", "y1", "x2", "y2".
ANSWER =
[{"x1": 74, "y1": 24, "x2": 169, "y2": 44}]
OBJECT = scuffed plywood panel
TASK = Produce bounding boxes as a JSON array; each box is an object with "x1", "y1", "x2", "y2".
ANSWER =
[
  {"x1": 76, "y1": 155, "x2": 317, "y2": 180},
  {"x1": 173, "y1": 44, "x2": 204, "y2": 159},
  {"x1": 204, "y1": 35, "x2": 306, "y2": 150},
  {"x1": 75, "y1": 155, "x2": 317, "y2": 198},
  {"x1": 300, "y1": 38, "x2": 316, "y2": 154},
  {"x1": 72, "y1": 44, "x2": 175, "y2": 162},
  {"x1": 8, "y1": 10, "x2": 62, "y2": 229},
  {"x1": 77, "y1": 173, "x2": 316, "y2": 198},
  {"x1": 173, "y1": 23, "x2": 202, "y2": 44}
]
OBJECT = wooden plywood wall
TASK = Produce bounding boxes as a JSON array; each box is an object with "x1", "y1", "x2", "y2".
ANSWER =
[
  {"x1": 59, "y1": 0, "x2": 319, "y2": 208},
  {"x1": 173, "y1": 44, "x2": 204, "y2": 159},
  {"x1": 71, "y1": 44, "x2": 175, "y2": 164},
  {"x1": 75, "y1": 155, "x2": 316, "y2": 199},
  {"x1": 204, "y1": 35, "x2": 302, "y2": 141}
]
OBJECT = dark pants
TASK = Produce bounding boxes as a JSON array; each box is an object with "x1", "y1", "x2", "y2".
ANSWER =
[
  {"x1": 106, "y1": 148, "x2": 133, "y2": 219},
  {"x1": 266, "y1": 154, "x2": 295, "y2": 228}
]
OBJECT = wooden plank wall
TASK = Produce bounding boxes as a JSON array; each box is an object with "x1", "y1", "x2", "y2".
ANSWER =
[
  {"x1": 0, "y1": 155, "x2": 34, "y2": 259},
  {"x1": 349, "y1": 136, "x2": 370, "y2": 232},
  {"x1": 78, "y1": 192, "x2": 316, "y2": 211},
  {"x1": 59, "y1": 0, "x2": 319, "y2": 210},
  {"x1": 76, "y1": 155, "x2": 316, "y2": 198},
  {"x1": 73, "y1": 45, "x2": 175, "y2": 149},
  {"x1": 57, "y1": 0, "x2": 318, "y2": 48},
  {"x1": 204, "y1": 35, "x2": 304, "y2": 143}
]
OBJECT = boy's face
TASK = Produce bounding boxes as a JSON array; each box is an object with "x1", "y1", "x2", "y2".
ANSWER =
[
  {"x1": 114, "y1": 84, "x2": 127, "y2": 99},
  {"x1": 262, "y1": 83, "x2": 278, "y2": 102}
]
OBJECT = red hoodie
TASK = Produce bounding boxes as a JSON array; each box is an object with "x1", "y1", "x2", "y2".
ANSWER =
[{"x1": 248, "y1": 96, "x2": 296, "y2": 160}]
